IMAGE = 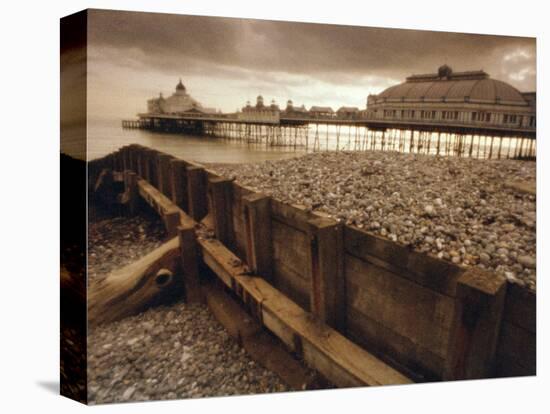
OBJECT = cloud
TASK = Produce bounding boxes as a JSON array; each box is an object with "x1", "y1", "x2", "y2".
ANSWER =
[{"x1": 86, "y1": 9, "x2": 536, "y2": 119}]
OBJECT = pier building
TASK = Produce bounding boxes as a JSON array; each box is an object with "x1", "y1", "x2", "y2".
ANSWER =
[
  {"x1": 147, "y1": 79, "x2": 216, "y2": 115},
  {"x1": 366, "y1": 65, "x2": 536, "y2": 132}
]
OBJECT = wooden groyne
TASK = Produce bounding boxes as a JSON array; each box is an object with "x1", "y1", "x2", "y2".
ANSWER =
[{"x1": 89, "y1": 144, "x2": 536, "y2": 386}]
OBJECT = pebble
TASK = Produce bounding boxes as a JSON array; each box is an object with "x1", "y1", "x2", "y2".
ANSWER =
[
  {"x1": 209, "y1": 151, "x2": 536, "y2": 291},
  {"x1": 517, "y1": 255, "x2": 536, "y2": 269}
]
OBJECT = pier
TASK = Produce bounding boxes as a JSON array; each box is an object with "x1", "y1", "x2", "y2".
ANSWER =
[
  {"x1": 123, "y1": 112, "x2": 536, "y2": 160},
  {"x1": 123, "y1": 66, "x2": 536, "y2": 160}
]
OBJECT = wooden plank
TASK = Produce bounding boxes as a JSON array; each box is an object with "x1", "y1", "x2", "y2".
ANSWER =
[
  {"x1": 307, "y1": 217, "x2": 345, "y2": 331},
  {"x1": 178, "y1": 224, "x2": 203, "y2": 303},
  {"x1": 137, "y1": 178, "x2": 176, "y2": 217},
  {"x1": 271, "y1": 199, "x2": 313, "y2": 232},
  {"x1": 271, "y1": 219, "x2": 311, "y2": 310},
  {"x1": 495, "y1": 321, "x2": 536, "y2": 377},
  {"x1": 502, "y1": 283, "x2": 536, "y2": 333},
  {"x1": 444, "y1": 268, "x2": 507, "y2": 380},
  {"x1": 208, "y1": 177, "x2": 235, "y2": 249},
  {"x1": 170, "y1": 159, "x2": 189, "y2": 212},
  {"x1": 345, "y1": 254, "x2": 455, "y2": 362},
  {"x1": 346, "y1": 306, "x2": 443, "y2": 381},
  {"x1": 157, "y1": 153, "x2": 174, "y2": 199},
  {"x1": 243, "y1": 193, "x2": 273, "y2": 282},
  {"x1": 122, "y1": 170, "x2": 139, "y2": 215},
  {"x1": 344, "y1": 225, "x2": 463, "y2": 297},
  {"x1": 198, "y1": 237, "x2": 412, "y2": 387},
  {"x1": 204, "y1": 282, "x2": 320, "y2": 390},
  {"x1": 186, "y1": 166, "x2": 208, "y2": 221},
  {"x1": 230, "y1": 182, "x2": 254, "y2": 260}
]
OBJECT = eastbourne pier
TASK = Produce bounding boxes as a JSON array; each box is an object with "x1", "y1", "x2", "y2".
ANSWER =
[{"x1": 122, "y1": 65, "x2": 536, "y2": 159}]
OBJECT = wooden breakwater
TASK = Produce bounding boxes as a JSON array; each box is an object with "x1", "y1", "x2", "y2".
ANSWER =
[{"x1": 89, "y1": 144, "x2": 536, "y2": 384}]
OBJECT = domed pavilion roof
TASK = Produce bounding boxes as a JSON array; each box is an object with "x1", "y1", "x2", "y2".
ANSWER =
[{"x1": 376, "y1": 66, "x2": 527, "y2": 106}]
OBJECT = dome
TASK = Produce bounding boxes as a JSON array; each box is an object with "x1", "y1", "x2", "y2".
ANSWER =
[
  {"x1": 378, "y1": 78, "x2": 527, "y2": 104},
  {"x1": 176, "y1": 78, "x2": 186, "y2": 91},
  {"x1": 438, "y1": 64, "x2": 453, "y2": 78},
  {"x1": 377, "y1": 71, "x2": 527, "y2": 105}
]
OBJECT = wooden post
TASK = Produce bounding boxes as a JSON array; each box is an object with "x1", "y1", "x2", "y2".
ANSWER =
[
  {"x1": 157, "y1": 153, "x2": 174, "y2": 199},
  {"x1": 186, "y1": 166, "x2": 208, "y2": 221},
  {"x1": 122, "y1": 146, "x2": 130, "y2": 171},
  {"x1": 148, "y1": 150, "x2": 160, "y2": 188},
  {"x1": 123, "y1": 170, "x2": 139, "y2": 215},
  {"x1": 170, "y1": 159, "x2": 189, "y2": 211},
  {"x1": 307, "y1": 217, "x2": 345, "y2": 331},
  {"x1": 243, "y1": 193, "x2": 273, "y2": 282},
  {"x1": 444, "y1": 268, "x2": 507, "y2": 380},
  {"x1": 178, "y1": 224, "x2": 203, "y2": 303},
  {"x1": 163, "y1": 208, "x2": 181, "y2": 239},
  {"x1": 133, "y1": 145, "x2": 143, "y2": 177},
  {"x1": 208, "y1": 177, "x2": 235, "y2": 249}
]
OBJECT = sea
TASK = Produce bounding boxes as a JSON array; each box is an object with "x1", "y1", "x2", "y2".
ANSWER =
[{"x1": 76, "y1": 118, "x2": 526, "y2": 164}]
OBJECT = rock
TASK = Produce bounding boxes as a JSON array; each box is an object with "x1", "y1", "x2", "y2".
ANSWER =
[
  {"x1": 479, "y1": 252, "x2": 491, "y2": 264},
  {"x1": 517, "y1": 255, "x2": 536, "y2": 269},
  {"x1": 424, "y1": 205, "x2": 436, "y2": 217},
  {"x1": 122, "y1": 386, "x2": 136, "y2": 400}
]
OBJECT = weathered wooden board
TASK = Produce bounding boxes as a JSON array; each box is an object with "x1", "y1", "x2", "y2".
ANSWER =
[
  {"x1": 346, "y1": 306, "x2": 443, "y2": 381},
  {"x1": 495, "y1": 321, "x2": 536, "y2": 377},
  {"x1": 271, "y1": 219, "x2": 311, "y2": 310},
  {"x1": 88, "y1": 237, "x2": 182, "y2": 327},
  {"x1": 199, "y1": 237, "x2": 412, "y2": 387},
  {"x1": 230, "y1": 182, "x2": 254, "y2": 260},
  {"x1": 502, "y1": 283, "x2": 536, "y2": 333},
  {"x1": 344, "y1": 226, "x2": 464, "y2": 297},
  {"x1": 345, "y1": 254, "x2": 456, "y2": 378},
  {"x1": 495, "y1": 283, "x2": 536, "y2": 377},
  {"x1": 270, "y1": 199, "x2": 313, "y2": 232}
]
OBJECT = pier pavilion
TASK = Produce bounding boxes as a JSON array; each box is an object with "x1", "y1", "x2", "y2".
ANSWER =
[{"x1": 365, "y1": 65, "x2": 536, "y2": 136}]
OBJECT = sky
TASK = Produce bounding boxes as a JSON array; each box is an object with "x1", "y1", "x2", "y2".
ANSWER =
[{"x1": 86, "y1": 9, "x2": 536, "y2": 121}]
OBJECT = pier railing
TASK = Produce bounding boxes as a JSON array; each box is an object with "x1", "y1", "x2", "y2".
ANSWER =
[{"x1": 89, "y1": 144, "x2": 536, "y2": 384}]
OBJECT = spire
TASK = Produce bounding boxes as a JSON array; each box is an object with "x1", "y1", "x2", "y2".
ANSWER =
[{"x1": 176, "y1": 78, "x2": 186, "y2": 91}]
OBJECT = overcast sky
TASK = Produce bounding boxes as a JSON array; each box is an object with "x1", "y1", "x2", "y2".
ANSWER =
[{"x1": 87, "y1": 9, "x2": 536, "y2": 120}]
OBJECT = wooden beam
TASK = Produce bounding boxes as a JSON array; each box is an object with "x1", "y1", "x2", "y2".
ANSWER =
[
  {"x1": 199, "y1": 237, "x2": 412, "y2": 388},
  {"x1": 121, "y1": 171, "x2": 139, "y2": 215},
  {"x1": 204, "y1": 281, "x2": 320, "y2": 390},
  {"x1": 208, "y1": 177, "x2": 235, "y2": 249},
  {"x1": 170, "y1": 159, "x2": 189, "y2": 211},
  {"x1": 444, "y1": 268, "x2": 507, "y2": 380},
  {"x1": 178, "y1": 224, "x2": 203, "y2": 303},
  {"x1": 307, "y1": 217, "x2": 345, "y2": 331},
  {"x1": 88, "y1": 237, "x2": 181, "y2": 327},
  {"x1": 186, "y1": 166, "x2": 208, "y2": 221},
  {"x1": 156, "y1": 153, "x2": 174, "y2": 198}
]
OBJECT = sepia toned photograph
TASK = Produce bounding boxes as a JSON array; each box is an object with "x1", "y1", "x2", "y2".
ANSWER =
[{"x1": 60, "y1": 7, "x2": 536, "y2": 405}]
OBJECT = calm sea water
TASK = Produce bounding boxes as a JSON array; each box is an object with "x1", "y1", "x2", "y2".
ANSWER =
[
  {"x1": 88, "y1": 119, "x2": 305, "y2": 163},
  {"x1": 86, "y1": 118, "x2": 526, "y2": 163}
]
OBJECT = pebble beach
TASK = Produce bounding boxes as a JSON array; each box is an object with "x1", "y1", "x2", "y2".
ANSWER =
[
  {"x1": 209, "y1": 151, "x2": 536, "y2": 291},
  {"x1": 87, "y1": 210, "x2": 290, "y2": 404}
]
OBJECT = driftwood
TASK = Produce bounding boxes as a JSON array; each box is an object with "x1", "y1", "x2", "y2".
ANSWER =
[{"x1": 88, "y1": 237, "x2": 182, "y2": 327}]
